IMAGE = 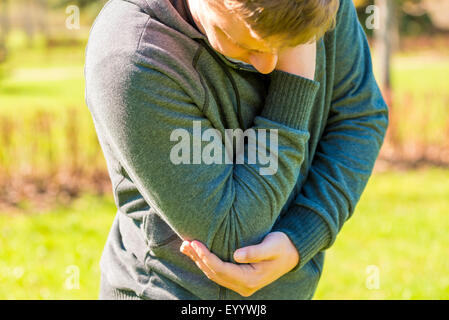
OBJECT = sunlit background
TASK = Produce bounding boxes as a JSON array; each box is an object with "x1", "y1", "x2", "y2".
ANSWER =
[{"x1": 0, "y1": 0, "x2": 448, "y2": 299}]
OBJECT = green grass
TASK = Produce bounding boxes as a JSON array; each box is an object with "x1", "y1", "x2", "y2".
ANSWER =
[
  {"x1": 315, "y1": 168, "x2": 449, "y2": 299},
  {"x1": 0, "y1": 45, "x2": 86, "y2": 115},
  {"x1": 0, "y1": 195, "x2": 115, "y2": 299},
  {"x1": 1, "y1": 169, "x2": 448, "y2": 299}
]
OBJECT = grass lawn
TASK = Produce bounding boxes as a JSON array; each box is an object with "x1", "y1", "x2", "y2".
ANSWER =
[
  {"x1": 0, "y1": 194, "x2": 114, "y2": 299},
  {"x1": 315, "y1": 168, "x2": 449, "y2": 299},
  {"x1": 0, "y1": 44, "x2": 86, "y2": 116},
  {"x1": 1, "y1": 168, "x2": 448, "y2": 299}
]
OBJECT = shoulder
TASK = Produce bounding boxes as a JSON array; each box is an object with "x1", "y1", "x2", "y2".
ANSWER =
[
  {"x1": 85, "y1": 0, "x2": 202, "y2": 100},
  {"x1": 323, "y1": 0, "x2": 360, "y2": 41},
  {"x1": 322, "y1": 0, "x2": 368, "y2": 58},
  {"x1": 332, "y1": 0, "x2": 358, "y2": 27}
]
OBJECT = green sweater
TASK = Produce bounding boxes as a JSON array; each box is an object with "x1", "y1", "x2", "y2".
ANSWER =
[{"x1": 85, "y1": 0, "x2": 388, "y2": 299}]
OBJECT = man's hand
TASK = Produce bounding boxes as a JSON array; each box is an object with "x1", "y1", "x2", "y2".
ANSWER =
[
  {"x1": 180, "y1": 232, "x2": 300, "y2": 297},
  {"x1": 276, "y1": 42, "x2": 316, "y2": 80}
]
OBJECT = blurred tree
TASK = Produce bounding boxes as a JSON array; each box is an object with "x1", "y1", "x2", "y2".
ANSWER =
[
  {"x1": 375, "y1": 0, "x2": 394, "y2": 95},
  {"x1": 37, "y1": 0, "x2": 50, "y2": 41},
  {"x1": 353, "y1": 0, "x2": 399, "y2": 144},
  {"x1": 403, "y1": 0, "x2": 449, "y2": 31},
  {"x1": 375, "y1": 0, "x2": 398, "y2": 146},
  {"x1": 23, "y1": 0, "x2": 36, "y2": 47},
  {"x1": 0, "y1": 0, "x2": 9, "y2": 63}
]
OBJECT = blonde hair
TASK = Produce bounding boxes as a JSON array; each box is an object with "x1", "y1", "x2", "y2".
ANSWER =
[{"x1": 220, "y1": 0, "x2": 340, "y2": 46}]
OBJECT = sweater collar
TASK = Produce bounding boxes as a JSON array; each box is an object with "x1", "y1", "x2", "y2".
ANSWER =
[{"x1": 141, "y1": 0, "x2": 257, "y2": 72}]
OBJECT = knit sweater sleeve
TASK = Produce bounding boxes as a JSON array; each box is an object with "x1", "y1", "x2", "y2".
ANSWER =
[
  {"x1": 86, "y1": 44, "x2": 319, "y2": 261},
  {"x1": 271, "y1": 0, "x2": 389, "y2": 271}
]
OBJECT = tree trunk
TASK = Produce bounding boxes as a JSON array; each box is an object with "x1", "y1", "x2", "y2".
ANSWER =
[
  {"x1": 375, "y1": 0, "x2": 398, "y2": 147},
  {"x1": 0, "y1": 0, "x2": 9, "y2": 62},
  {"x1": 375, "y1": 0, "x2": 394, "y2": 94},
  {"x1": 23, "y1": 0, "x2": 35, "y2": 47},
  {"x1": 38, "y1": 0, "x2": 50, "y2": 41}
]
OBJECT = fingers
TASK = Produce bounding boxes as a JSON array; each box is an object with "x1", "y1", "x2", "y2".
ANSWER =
[
  {"x1": 234, "y1": 245, "x2": 269, "y2": 263},
  {"x1": 180, "y1": 241, "x2": 216, "y2": 280},
  {"x1": 181, "y1": 241, "x2": 247, "y2": 294},
  {"x1": 233, "y1": 233, "x2": 279, "y2": 263},
  {"x1": 190, "y1": 241, "x2": 225, "y2": 274},
  {"x1": 191, "y1": 241, "x2": 249, "y2": 279},
  {"x1": 179, "y1": 239, "x2": 288, "y2": 298},
  {"x1": 180, "y1": 241, "x2": 258, "y2": 293}
]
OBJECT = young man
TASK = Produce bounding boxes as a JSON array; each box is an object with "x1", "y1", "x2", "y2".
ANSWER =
[{"x1": 85, "y1": 0, "x2": 388, "y2": 299}]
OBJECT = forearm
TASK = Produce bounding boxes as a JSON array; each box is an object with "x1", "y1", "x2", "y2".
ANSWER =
[
  {"x1": 271, "y1": 0, "x2": 389, "y2": 271},
  {"x1": 273, "y1": 107, "x2": 388, "y2": 271}
]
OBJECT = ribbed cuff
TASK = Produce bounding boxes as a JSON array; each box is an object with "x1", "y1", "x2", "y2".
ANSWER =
[
  {"x1": 261, "y1": 70, "x2": 320, "y2": 131},
  {"x1": 272, "y1": 205, "x2": 331, "y2": 272}
]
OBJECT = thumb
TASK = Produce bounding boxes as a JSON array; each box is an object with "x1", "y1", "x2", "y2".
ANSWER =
[{"x1": 233, "y1": 235, "x2": 278, "y2": 263}]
